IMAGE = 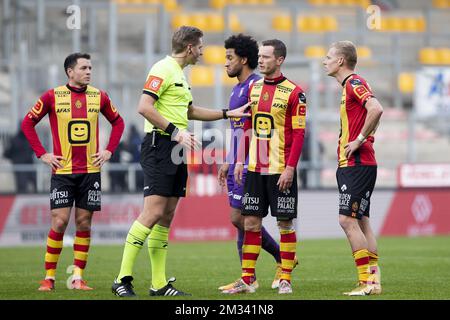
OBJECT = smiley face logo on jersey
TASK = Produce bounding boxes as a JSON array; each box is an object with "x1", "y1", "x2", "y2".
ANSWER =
[
  {"x1": 254, "y1": 113, "x2": 274, "y2": 139},
  {"x1": 68, "y1": 120, "x2": 90, "y2": 144}
]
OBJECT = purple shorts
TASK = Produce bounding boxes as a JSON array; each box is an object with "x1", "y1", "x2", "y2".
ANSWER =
[{"x1": 226, "y1": 171, "x2": 247, "y2": 209}]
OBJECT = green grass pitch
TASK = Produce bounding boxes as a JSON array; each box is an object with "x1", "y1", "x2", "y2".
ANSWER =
[{"x1": 1, "y1": 236, "x2": 449, "y2": 300}]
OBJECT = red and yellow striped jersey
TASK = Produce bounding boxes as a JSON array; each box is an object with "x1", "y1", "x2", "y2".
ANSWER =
[
  {"x1": 241, "y1": 75, "x2": 306, "y2": 174},
  {"x1": 338, "y1": 74, "x2": 377, "y2": 167},
  {"x1": 22, "y1": 84, "x2": 124, "y2": 174}
]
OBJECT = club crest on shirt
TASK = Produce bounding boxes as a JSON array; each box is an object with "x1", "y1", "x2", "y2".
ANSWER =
[
  {"x1": 75, "y1": 100, "x2": 82, "y2": 109},
  {"x1": 263, "y1": 91, "x2": 269, "y2": 101}
]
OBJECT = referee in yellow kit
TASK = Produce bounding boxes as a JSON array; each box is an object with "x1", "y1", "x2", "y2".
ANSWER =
[{"x1": 112, "y1": 26, "x2": 249, "y2": 297}]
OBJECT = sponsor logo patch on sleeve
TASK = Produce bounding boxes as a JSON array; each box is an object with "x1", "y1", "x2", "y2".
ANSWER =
[
  {"x1": 292, "y1": 115, "x2": 306, "y2": 129},
  {"x1": 298, "y1": 105, "x2": 306, "y2": 116},
  {"x1": 353, "y1": 85, "x2": 370, "y2": 99},
  {"x1": 144, "y1": 76, "x2": 164, "y2": 93},
  {"x1": 30, "y1": 99, "x2": 44, "y2": 117}
]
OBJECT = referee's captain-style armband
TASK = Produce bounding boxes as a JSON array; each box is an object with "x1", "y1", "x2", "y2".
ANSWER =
[{"x1": 222, "y1": 109, "x2": 229, "y2": 119}]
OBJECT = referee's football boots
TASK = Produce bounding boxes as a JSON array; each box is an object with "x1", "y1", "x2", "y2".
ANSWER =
[
  {"x1": 112, "y1": 276, "x2": 136, "y2": 297},
  {"x1": 149, "y1": 277, "x2": 191, "y2": 296}
]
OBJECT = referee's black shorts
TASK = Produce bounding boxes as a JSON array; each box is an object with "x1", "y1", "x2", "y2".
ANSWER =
[
  {"x1": 140, "y1": 131, "x2": 187, "y2": 198},
  {"x1": 336, "y1": 165, "x2": 377, "y2": 219}
]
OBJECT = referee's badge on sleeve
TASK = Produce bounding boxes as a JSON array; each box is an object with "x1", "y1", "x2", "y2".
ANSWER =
[{"x1": 144, "y1": 76, "x2": 163, "y2": 93}]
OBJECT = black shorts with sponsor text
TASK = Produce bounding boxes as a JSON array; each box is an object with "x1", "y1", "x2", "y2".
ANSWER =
[
  {"x1": 50, "y1": 172, "x2": 101, "y2": 211},
  {"x1": 241, "y1": 170, "x2": 298, "y2": 220},
  {"x1": 140, "y1": 131, "x2": 188, "y2": 198},
  {"x1": 336, "y1": 165, "x2": 377, "y2": 219}
]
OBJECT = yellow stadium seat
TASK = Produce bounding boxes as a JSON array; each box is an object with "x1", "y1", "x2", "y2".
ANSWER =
[
  {"x1": 437, "y1": 48, "x2": 450, "y2": 65},
  {"x1": 228, "y1": 13, "x2": 244, "y2": 32},
  {"x1": 222, "y1": 69, "x2": 238, "y2": 86},
  {"x1": 171, "y1": 13, "x2": 191, "y2": 29},
  {"x1": 304, "y1": 46, "x2": 326, "y2": 58},
  {"x1": 357, "y1": 46, "x2": 372, "y2": 59},
  {"x1": 206, "y1": 13, "x2": 225, "y2": 32},
  {"x1": 400, "y1": 17, "x2": 426, "y2": 32},
  {"x1": 386, "y1": 17, "x2": 403, "y2": 32},
  {"x1": 322, "y1": 16, "x2": 338, "y2": 32},
  {"x1": 272, "y1": 14, "x2": 293, "y2": 32},
  {"x1": 115, "y1": 0, "x2": 162, "y2": 14},
  {"x1": 259, "y1": 0, "x2": 274, "y2": 4},
  {"x1": 433, "y1": 0, "x2": 450, "y2": 8},
  {"x1": 203, "y1": 46, "x2": 226, "y2": 65},
  {"x1": 341, "y1": 0, "x2": 356, "y2": 5},
  {"x1": 419, "y1": 48, "x2": 440, "y2": 65},
  {"x1": 377, "y1": 17, "x2": 389, "y2": 31},
  {"x1": 189, "y1": 13, "x2": 209, "y2": 30},
  {"x1": 326, "y1": 0, "x2": 343, "y2": 5},
  {"x1": 298, "y1": 16, "x2": 323, "y2": 32},
  {"x1": 228, "y1": 0, "x2": 245, "y2": 4},
  {"x1": 190, "y1": 66, "x2": 215, "y2": 87},
  {"x1": 308, "y1": 0, "x2": 327, "y2": 5},
  {"x1": 210, "y1": 0, "x2": 227, "y2": 9},
  {"x1": 416, "y1": 17, "x2": 426, "y2": 32},
  {"x1": 356, "y1": 0, "x2": 371, "y2": 8},
  {"x1": 402, "y1": 17, "x2": 419, "y2": 32},
  {"x1": 162, "y1": 0, "x2": 178, "y2": 11},
  {"x1": 398, "y1": 73, "x2": 415, "y2": 94}
]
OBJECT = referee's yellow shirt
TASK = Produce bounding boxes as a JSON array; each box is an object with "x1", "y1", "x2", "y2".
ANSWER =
[{"x1": 142, "y1": 55, "x2": 192, "y2": 133}]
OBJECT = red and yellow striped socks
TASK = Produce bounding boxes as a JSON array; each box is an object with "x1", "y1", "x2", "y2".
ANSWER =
[
  {"x1": 353, "y1": 249, "x2": 371, "y2": 284},
  {"x1": 241, "y1": 231, "x2": 261, "y2": 285},
  {"x1": 44, "y1": 229, "x2": 64, "y2": 279},
  {"x1": 73, "y1": 230, "x2": 91, "y2": 280},
  {"x1": 368, "y1": 251, "x2": 379, "y2": 275},
  {"x1": 279, "y1": 229, "x2": 297, "y2": 283}
]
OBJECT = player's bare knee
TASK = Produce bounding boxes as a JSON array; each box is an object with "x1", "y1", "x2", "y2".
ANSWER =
[
  {"x1": 158, "y1": 209, "x2": 175, "y2": 227},
  {"x1": 52, "y1": 217, "x2": 69, "y2": 232},
  {"x1": 141, "y1": 208, "x2": 164, "y2": 221},
  {"x1": 230, "y1": 208, "x2": 244, "y2": 229},
  {"x1": 339, "y1": 214, "x2": 357, "y2": 231},
  {"x1": 277, "y1": 219, "x2": 294, "y2": 231},
  {"x1": 75, "y1": 218, "x2": 91, "y2": 231},
  {"x1": 231, "y1": 216, "x2": 243, "y2": 230},
  {"x1": 244, "y1": 216, "x2": 262, "y2": 232}
]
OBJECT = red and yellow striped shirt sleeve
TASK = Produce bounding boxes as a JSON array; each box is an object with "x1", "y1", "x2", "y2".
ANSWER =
[
  {"x1": 21, "y1": 90, "x2": 54, "y2": 158},
  {"x1": 286, "y1": 88, "x2": 306, "y2": 168}
]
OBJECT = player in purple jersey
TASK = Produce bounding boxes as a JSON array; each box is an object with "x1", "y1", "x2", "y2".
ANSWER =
[{"x1": 217, "y1": 34, "x2": 295, "y2": 291}]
